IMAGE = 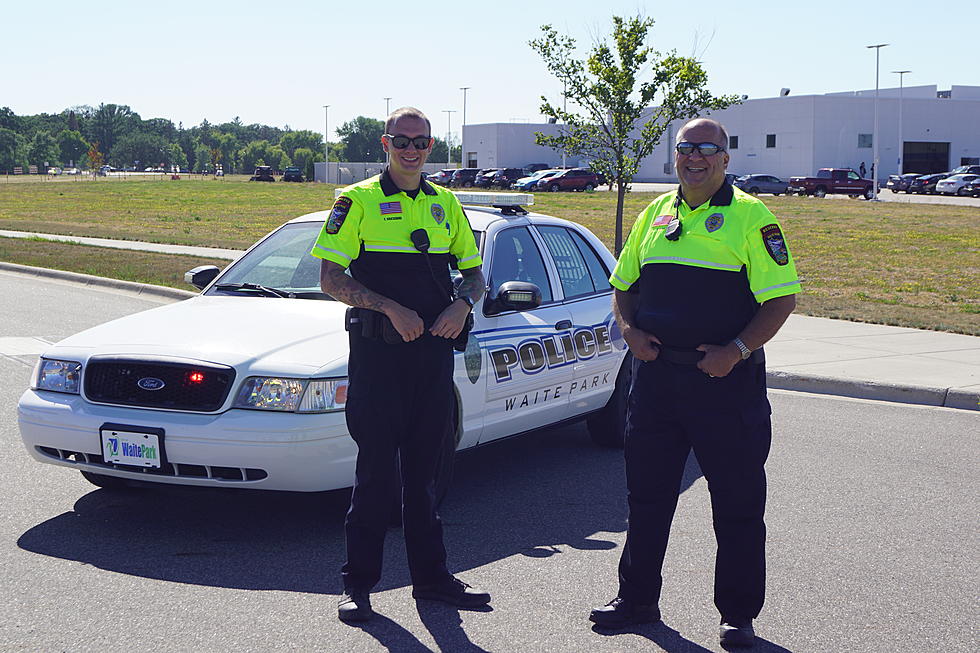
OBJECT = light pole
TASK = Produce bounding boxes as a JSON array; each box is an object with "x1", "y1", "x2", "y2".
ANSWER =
[
  {"x1": 867, "y1": 43, "x2": 888, "y2": 200},
  {"x1": 443, "y1": 110, "x2": 456, "y2": 167},
  {"x1": 323, "y1": 105, "x2": 330, "y2": 184},
  {"x1": 384, "y1": 97, "x2": 392, "y2": 118},
  {"x1": 893, "y1": 70, "x2": 910, "y2": 174},
  {"x1": 561, "y1": 79, "x2": 567, "y2": 169},
  {"x1": 460, "y1": 87, "x2": 470, "y2": 168}
]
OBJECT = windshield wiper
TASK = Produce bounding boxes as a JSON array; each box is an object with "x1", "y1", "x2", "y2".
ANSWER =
[{"x1": 214, "y1": 282, "x2": 291, "y2": 298}]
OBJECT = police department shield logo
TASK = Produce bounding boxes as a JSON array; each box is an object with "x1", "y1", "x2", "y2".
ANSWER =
[
  {"x1": 431, "y1": 203, "x2": 445, "y2": 224},
  {"x1": 705, "y1": 213, "x2": 724, "y2": 232},
  {"x1": 464, "y1": 335, "x2": 482, "y2": 384},
  {"x1": 760, "y1": 223, "x2": 789, "y2": 265}
]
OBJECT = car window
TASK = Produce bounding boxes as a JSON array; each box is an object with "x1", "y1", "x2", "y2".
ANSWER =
[
  {"x1": 489, "y1": 227, "x2": 553, "y2": 303},
  {"x1": 848, "y1": 172, "x2": 860, "y2": 180},
  {"x1": 536, "y1": 226, "x2": 608, "y2": 298},
  {"x1": 569, "y1": 229, "x2": 612, "y2": 294},
  {"x1": 215, "y1": 222, "x2": 327, "y2": 295}
]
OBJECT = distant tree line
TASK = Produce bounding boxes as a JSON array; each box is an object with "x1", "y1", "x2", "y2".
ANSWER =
[{"x1": 0, "y1": 105, "x2": 460, "y2": 175}]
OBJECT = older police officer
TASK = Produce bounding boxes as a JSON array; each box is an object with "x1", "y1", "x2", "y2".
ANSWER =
[
  {"x1": 313, "y1": 107, "x2": 489, "y2": 622},
  {"x1": 590, "y1": 118, "x2": 800, "y2": 647}
]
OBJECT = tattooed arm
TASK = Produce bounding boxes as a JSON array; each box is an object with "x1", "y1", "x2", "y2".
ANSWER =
[
  {"x1": 320, "y1": 259, "x2": 424, "y2": 341},
  {"x1": 429, "y1": 266, "x2": 486, "y2": 339}
]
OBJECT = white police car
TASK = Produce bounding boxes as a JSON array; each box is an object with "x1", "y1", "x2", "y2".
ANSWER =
[{"x1": 18, "y1": 192, "x2": 630, "y2": 498}]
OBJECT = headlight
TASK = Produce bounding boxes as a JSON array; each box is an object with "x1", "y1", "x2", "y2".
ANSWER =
[
  {"x1": 33, "y1": 359, "x2": 82, "y2": 394},
  {"x1": 233, "y1": 377, "x2": 348, "y2": 413}
]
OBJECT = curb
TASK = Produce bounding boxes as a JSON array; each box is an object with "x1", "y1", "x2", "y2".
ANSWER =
[
  {"x1": 0, "y1": 261, "x2": 197, "y2": 301},
  {"x1": 766, "y1": 370, "x2": 979, "y2": 412}
]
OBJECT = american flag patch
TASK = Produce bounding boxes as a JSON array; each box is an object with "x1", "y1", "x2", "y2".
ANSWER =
[
  {"x1": 379, "y1": 201, "x2": 401, "y2": 215},
  {"x1": 653, "y1": 214, "x2": 674, "y2": 226}
]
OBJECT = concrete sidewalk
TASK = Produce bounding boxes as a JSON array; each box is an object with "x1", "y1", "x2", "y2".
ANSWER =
[{"x1": 1, "y1": 232, "x2": 977, "y2": 411}]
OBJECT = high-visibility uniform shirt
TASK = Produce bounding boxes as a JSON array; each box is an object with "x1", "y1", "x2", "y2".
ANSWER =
[
  {"x1": 610, "y1": 183, "x2": 801, "y2": 348},
  {"x1": 311, "y1": 168, "x2": 482, "y2": 325}
]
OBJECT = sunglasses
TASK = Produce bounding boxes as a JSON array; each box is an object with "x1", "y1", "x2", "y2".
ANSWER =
[
  {"x1": 385, "y1": 134, "x2": 432, "y2": 150},
  {"x1": 675, "y1": 142, "x2": 725, "y2": 156}
]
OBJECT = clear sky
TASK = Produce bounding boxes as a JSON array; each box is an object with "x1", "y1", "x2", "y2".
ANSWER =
[{"x1": 3, "y1": 0, "x2": 976, "y2": 141}]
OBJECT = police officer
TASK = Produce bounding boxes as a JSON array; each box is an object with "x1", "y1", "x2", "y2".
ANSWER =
[
  {"x1": 589, "y1": 118, "x2": 800, "y2": 648},
  {"x1": 312, "y1": 107, "x2": 490, "y2": 622}
]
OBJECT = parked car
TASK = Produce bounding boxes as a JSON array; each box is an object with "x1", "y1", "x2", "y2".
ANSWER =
[
  {"x1": 513, "y1": 169, "x2": 561, "y2": 191},
  {"x1": 525, "y1": 163, "x2": 550, "y2": 173},
  {"x1": 959, "y1": 179, "x2": 980, "y2": 197},
  {"x1": 249, "y1": 166, "x2": 276, "y2": 182},
  {"x1": 787, "y1": 168, "x2": 874, "y2": 199},
  {"x1": 885, "y1": 174, "x2": 920, "y2": 193},
  {"x1": 948, "y1": 165, "x2": 980, "y2": 176},
  {"x1": 477, "y1": 168, "x2": 526, "y2": 189},
  {"x1": 426, "y1": 169, "x2": 456, "y2": 186},
  {"x1": 473, "y1": 168, "x2": 504, "y2": 188},
  {"x1": 733, "y1": 174, "x2": 789, "y2": 196},
  {"x1": 449, "y1": 168, "x2": 481, "y2": 188},
  {"x1": 935, "y1": 174, "x2": 980, "y2": 195},
  {"x1": 17, "y1": 193, "x2": 631, "y2": 501},
  {"x1": 541, "y1": 168, "x2": 600, "y2": 192},
  {"x1": 907, "y1": 173, "x2": 949, "y2": 194},
  {"x1": 282, "y1": 166, "x2": 304, "y2": 182}
]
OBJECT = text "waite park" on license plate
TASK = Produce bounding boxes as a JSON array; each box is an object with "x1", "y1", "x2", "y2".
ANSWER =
[{"x1": 101, "y1": 429, "x2": 161, "y2": 468}]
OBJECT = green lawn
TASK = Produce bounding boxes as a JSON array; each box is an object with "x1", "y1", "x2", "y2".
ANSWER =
[{"x1": 1, "y1": 178, "x2": 977, "y2": 334}]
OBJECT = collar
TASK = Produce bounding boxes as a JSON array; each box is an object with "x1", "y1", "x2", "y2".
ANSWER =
[
  {"x1": 380, "y1": 166, "x2": 438, "y2": 197},
  {"x1": 673, "y1": 181, "x2": 734, "y2": 209}
]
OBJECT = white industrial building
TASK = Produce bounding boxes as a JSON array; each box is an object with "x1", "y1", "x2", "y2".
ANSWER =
[{"x1": 462, "y1": 85, "x2": 980, "y2": 182}]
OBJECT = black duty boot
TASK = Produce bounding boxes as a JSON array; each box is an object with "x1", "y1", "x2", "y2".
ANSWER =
[
  {"x1": 338, "y1": 589, "x2": 373, "y2": 622},
  {"x1": 412, "y1": 576, "x2": 491, "y2": 608},
  {"x1": 589, "y1": 597, "x2": 661, "y2": 628},
  {"x1": 719, "y1": 618, "x2": 755, "y2": 648}
]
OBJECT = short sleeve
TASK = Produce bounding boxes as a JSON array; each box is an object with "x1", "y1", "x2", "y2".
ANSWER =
[
  {"x1": 448, "y1": 201, "x2": 482, "y2": 270},
  {"x1": 744, "y1": 204, "x2": 802, "y2": 302},
  {"x1": 311, "y1": 192, "x2": 363, "y2": 268},
  {"x1": 609, "y1": 209, "x2": 650, "y2": 291}
]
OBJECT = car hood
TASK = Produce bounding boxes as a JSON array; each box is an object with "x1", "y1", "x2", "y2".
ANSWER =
[{"x1": 48, "y1": 296, "x2": 351, "y2": 377}]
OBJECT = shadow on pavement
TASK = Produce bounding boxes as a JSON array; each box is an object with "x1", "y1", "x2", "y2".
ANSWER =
[{"x1": 17, "y1": 422, "x2": 704, "y2": 597}]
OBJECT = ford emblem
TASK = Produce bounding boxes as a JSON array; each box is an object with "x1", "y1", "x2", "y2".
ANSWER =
[{"x1": 137, "y1": 377, "x2": 166, "y2": 391}]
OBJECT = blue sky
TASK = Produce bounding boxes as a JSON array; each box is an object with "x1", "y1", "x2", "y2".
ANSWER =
[{"x1": 4, "y1": 1, "x2": 976, "y2": 140}]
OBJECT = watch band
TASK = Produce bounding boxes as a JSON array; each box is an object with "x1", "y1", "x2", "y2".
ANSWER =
[
  {"x1": 458, "y1": 295, "x2": 475, "y2": 310},
  {"x1": 733, "y1": 337, "x2": 751, "y2": 360}
]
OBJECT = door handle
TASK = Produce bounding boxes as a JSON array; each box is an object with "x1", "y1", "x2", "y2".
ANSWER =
[{"x1": 555, "y1": 320, "x2": 572, "y2": 330}]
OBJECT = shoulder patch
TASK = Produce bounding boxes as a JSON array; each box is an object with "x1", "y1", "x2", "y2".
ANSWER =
[
  {"x1": 760, "y1": 223, "x2": 789, "y2": 265},
  {"x1": 326, "y1": 196, "x2": 353, "y2": 234}
]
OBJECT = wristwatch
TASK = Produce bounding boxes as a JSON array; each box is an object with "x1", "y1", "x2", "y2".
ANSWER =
[
  {"x1": 732, "y1": 337, "x2": 752, "y2": 360},
  {"x1": 458, "y1": 295, "x2": 475, "y2": 310}
]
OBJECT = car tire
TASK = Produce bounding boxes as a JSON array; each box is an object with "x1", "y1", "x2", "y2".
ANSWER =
[
  {"x1": 957, "y1": 187, "x2": 969, "y2": 196},
  {"x1": 584, "y1": 183, "x2": 595, "y2": 192},
  {"x1": 549, "y1": 183, "x2": 561, "y2": 192},
  {"x1": 814, "y1": 187, "x2": 827, "y2": 198},
  {"x1": 80, "y1": 470, "x2": 132, "y2": 490},
  {"x1": 863, "y1": 188, "x2": 874, "y2": 200},
  {"x1": 586, "y1": 353, "x2": 632, "y2": 448},
  {"x1": 797, "y1": 190, "x2": 807, "y2": 197},
  {"x1": 463, "y1": 181, "x2": 473, "y2": 188},
  {"x1": 749, "y1": 186, "x2": 760, "y2": 195},
  {"x1": 773, "y1": 193, "x2": 781, "y2": 196}
]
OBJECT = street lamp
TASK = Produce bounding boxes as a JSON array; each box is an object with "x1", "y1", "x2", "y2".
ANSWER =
[
  {"x1": 323, "y1": 105, "x2": 330, "y2": 184},
  {"x1": 892, "y1": 70, "x2": 911, "y2": 174},
  {"x1": 460, "y1": 87, "x2": 470, "y2": 168},
  {"x1": 384, "y1": 97, "x2": 392, "y2": 117},
  {"x1": 443, "y1": 110, "x2": 456, "y2": 167},
  {"x1": 867, "y1": 43, "x2": 888, "y2": 200}
]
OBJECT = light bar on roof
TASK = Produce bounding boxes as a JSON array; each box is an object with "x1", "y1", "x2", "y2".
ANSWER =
[{"x1": 334, "y1": 188, "x2": 534, "y2": 206}]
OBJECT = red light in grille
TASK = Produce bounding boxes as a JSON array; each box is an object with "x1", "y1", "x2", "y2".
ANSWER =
[{"x1": 188, "y1": 372, "x2": 205, "y2": 384}]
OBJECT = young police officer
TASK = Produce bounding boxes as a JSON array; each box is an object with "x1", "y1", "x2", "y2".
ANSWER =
[
  {"x1": 590, "y1": 118, "x2": 800, "y2": 647},
  {"x1": 312, "y1": 107, "x2": 489, "y2": 622}
]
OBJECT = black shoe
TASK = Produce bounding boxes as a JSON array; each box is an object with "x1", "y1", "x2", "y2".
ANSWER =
[
  {"x1": 338, "y1": 589, "x2": 373, "y2": 622},
  {"x1": 719, "y1": 618, "x2": 755, "y2": 647},
  {"x1": 412, "y1": 576, "x2": 491, "y2": 608},
  {"x1": 589, "y1": 597, "x2": 661, "y2": 628}
]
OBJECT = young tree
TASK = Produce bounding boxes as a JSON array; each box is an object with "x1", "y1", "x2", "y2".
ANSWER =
[
  {"x1": 87, "y1": 141, "x2": 104, "y2": 172},
  {"x1": 530, "y1": 16, "x2": 739, "y2": 253}
]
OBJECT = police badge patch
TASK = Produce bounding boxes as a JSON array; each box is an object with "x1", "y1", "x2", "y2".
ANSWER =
[
  {"x1": 326, "y1": 196, "x2": 352, "y2": 234},
  {"x1": 431, "y1": 203, "x2": 445, "y2": 224},
  {"x1": 705, "y1": 213, "x2": 724, "y2": 232},
  {"x1": 760, "y1": 223, "x2": 789, "y2": 265}
]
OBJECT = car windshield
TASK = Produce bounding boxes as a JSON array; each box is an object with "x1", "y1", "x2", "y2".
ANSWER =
[{"x1": 208, "y1": 222, "x2": 486, "y2": 299}]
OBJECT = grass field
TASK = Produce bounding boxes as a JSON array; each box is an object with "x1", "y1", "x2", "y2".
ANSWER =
[{"x1": 1, "y1": 177, "x2": 977, "y2": 334}]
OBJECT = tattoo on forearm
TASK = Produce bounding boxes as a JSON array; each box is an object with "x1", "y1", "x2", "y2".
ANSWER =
[
  {"x1": 323, "y1": 265, "x2": 387, "y2": 312},
  {"x1": 457, "y1": 269, "x2": 486, "y2": 302}
]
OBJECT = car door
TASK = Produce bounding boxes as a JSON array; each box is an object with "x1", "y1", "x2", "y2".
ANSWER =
[
  {"x1": 534, "y1": 224, "x2": 624, "y2": 417},
  {"x1": 476, "y1": 225, "x2": 573, "y2": 443}
]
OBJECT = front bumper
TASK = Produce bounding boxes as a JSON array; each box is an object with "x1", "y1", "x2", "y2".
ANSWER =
[{"x1": 18, "y1": 389, "x2": 357, "y2": 492}]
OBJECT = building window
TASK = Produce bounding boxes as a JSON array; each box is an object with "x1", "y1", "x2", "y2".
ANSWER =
[
  {"x1": 858, "y1": 133, "x2": 873, "y2": 148},
  {"x1": 766, "y1": 134, "x2": 776, "y2": 148},
  {"x1": 729, "y1": 135, "x2": 739, "y2": 150}
]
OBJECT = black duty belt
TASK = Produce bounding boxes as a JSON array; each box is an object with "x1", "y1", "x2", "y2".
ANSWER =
[{"x1": 658, "y1": 345, "x2": 765, "y2": 366}]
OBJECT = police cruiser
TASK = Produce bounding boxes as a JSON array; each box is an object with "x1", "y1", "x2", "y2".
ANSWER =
[{"x1": 18, "y1": 192, "x2": 631, "y2": 500}]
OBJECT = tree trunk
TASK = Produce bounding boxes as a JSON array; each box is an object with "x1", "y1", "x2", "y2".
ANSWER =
[{"x1": 614, "y1": 178, "x2": 627, "y2": 256}]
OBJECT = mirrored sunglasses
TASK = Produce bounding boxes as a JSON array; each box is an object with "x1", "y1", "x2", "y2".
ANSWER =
[
  {"x1": 675, "y1": 142, "x2": 725, "y2": 156},
  {"x1": 385, "y1": 134, "x2": 432, "y2": 150}
]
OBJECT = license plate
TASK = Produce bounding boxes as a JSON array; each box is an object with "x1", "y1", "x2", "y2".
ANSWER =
[{"x1": 101, "y1": 428, "x2": 162, "y2": 468}]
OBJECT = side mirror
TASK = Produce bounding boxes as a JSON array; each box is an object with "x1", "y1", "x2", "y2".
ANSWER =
[
  {"x1": 485, "y1": 281, "x2": 542, "y2": 315},
  {"x1": 184, "y1": 265, "x2": 220, "y2": 290}
]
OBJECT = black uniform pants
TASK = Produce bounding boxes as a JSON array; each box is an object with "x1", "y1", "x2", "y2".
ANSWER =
[
  {"x1": 617, "y1": 356, "x2": 772, "y2": 621},
  {"x1": 342, "y1": 330, "x2": 455, "y2": 591}
]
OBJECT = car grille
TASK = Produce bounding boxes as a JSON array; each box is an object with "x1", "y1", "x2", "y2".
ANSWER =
[
  {"x1": 36, "y1": 446, "x2": 268, "y2": 482},
  {"x1": 83, "y1": 356, "x2": 235, "y2": 412}
]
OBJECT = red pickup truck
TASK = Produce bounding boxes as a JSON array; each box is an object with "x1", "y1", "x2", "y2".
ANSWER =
[{"x1": 787, "y1": 168, "x2": 875, "y2": 199}]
